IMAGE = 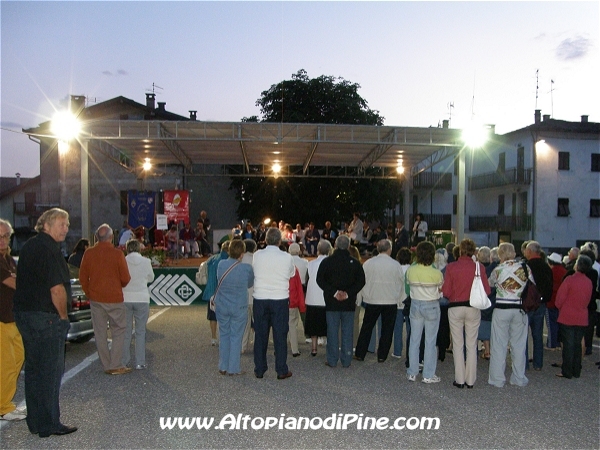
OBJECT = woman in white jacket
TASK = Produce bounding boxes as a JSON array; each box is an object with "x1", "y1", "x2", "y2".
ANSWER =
[{"x1": 122, "y1": 239, "x2": 155, "y2": 369}]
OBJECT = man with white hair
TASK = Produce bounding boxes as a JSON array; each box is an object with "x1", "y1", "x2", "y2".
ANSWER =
[
  {"x1": 252, "y1": 228, "x2": 296, "y2": 379},
  {"x1": 80, "y1": 224, "x2": 131, "y2": 375},
  {"x1": 354, "y1": 239, "x2": 403, "y2": 363},
  {"x1": 13, "y1": 208, "x2": 77, "y2": 436},
  {"x1": 564, "y1": 247, "x2": 579, "y2": 272},
  {"x1": 317, "y1": 235, "x2": 366, "y2": 368}
]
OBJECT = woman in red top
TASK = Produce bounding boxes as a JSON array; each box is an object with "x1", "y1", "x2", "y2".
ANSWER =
[
  {"x1": 442, "y1": 239, "x2": 491, "y2": 388},
  {"x1": 555, "y1": 255, "x2": 593, "y2": 379}
]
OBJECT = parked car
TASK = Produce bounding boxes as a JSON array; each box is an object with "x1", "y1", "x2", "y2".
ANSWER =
[{"x1": 67, "y1": 264, "x2": 94, "y2": 343}]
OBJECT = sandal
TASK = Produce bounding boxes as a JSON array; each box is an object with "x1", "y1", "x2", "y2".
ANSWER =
[{"x1": 311, "y1": 346, "x2": 317, "y2": 357}]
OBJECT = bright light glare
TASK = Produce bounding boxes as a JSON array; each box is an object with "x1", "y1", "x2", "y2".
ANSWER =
[
  {"x1": 462, "y1": 123, "x2": 487, "y2": 148},
  {"x1": 263, "y1": 218, "x2": 271, "y2": 225},
  {"x1": 396, "y1": 165, "x2": 404, "y2": 174},
  {"x1": 272, "y1": 163, "x2": 281, "y2": 173},
  {"x1": 58, "y1": 140, "x2": 70, "y2": 154},
  {"x1": 535, "y1": 140, "x2": 550, "y2": 154},
  {"x1": 142, "y1": 158, "x2": 152, "y2": 171},
  {"x1": 51, "y1": 111, "x2": 81, "y2": 141}
]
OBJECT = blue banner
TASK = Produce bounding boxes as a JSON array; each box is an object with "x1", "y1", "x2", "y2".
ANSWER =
[{"x1": 127, "y1": 191, "x2": 156, "y2": 229}]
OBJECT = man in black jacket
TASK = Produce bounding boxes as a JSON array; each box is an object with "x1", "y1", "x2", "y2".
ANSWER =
[
  {"x1": 317, "y1": 235, "x2": 365, "y2": 368},
  {"x1": 524, "y1": 241, "x2": 553, "y2": 371}
]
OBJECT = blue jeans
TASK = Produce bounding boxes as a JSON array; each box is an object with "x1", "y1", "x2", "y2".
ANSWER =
[
  {"x1": 123, "y1": 303, "x2": 150, "y2": 367},
  {"x1": 526, "y1": 304, "x2": 546, "y2": 369},
  {"x1": 216, "y1": 303, "x2": 248, "y2": 374},
  {"x1": 14, "y1": 311, "x2": 70, "y2": 435},
  {"x1": 392, "y1": 309, "x2": 405, "y2": 357},
  {"x1": 407, "y1": 299, "x2": 440, "y2": 379},
  {"x1": 545, "y1": 307, "x2": 560, "y2": 348},
  {"x1": 326, "y1": 311, "x2": 354, "y2": 367},
  {"x1": 253, "y1": 299, "x2": 289, "y2": 377}
]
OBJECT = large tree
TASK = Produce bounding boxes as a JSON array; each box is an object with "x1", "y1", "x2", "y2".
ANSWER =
[
  {"x1": 231, "y1": 70, "x2": 398, "y2": 228},
  {"x1": 256, "y1": 69, "x2": 384, "y2": 125}
]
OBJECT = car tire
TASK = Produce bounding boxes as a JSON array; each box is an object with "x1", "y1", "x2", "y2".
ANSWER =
[{"x1": 68, "y1": 334, "x2": 94, "y2": 344}]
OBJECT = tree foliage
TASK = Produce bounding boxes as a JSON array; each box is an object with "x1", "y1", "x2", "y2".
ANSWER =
[
  {"x1": 232, "y1": 70, "x2": 396, "y2": 228},
  {"x1": 230, "y1": 175, "x2": 399, "y2": 228},
  {"x1": 256, "y1": 69, "x2": 384, "y2": 125}
]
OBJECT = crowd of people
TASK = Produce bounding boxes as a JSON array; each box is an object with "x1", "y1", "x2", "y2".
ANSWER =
[
  {"x1": 205, "y1": 224, "x2": 599, "y2": 387},
  {"x1": 1, "y1": 207, "x2": 598, "y2": 438}
]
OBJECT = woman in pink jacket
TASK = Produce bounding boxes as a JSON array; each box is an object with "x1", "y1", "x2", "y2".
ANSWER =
[{"x1": 555, "y1": 255, "x2": 593, "y2": 379}]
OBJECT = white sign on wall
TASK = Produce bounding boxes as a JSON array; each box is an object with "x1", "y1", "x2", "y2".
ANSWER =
[{"x1": 156, "y1": 214, "x2": 168, "y2": 230}]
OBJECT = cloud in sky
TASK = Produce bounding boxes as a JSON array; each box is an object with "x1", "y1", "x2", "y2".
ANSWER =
[
  {"x1": 102, "y1": 69, "x2": 128, "y2": 76},
  {"x1": 556, "y1": 36, "x2": 591, "y2": 60}
]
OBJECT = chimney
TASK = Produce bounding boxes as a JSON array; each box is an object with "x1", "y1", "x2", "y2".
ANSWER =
[
  {"x1": 157, "y1": 102, "x2": 166, "y2": 112},
  {"x1": 534, "y1": 110, "x2": 541, "y2": 124},
  {"x1": 543, "y1": 114, "x2": 550, "y2": 122},
  {"x1": 146, "y1": 93, "x2": 156, "y2": 110},
  {"x1": 189, "y1": 111, "x2": 197, "y2": 121},
  {"x1": 70, "y1": 95, "x2": 85, "y2": 115},
  {"x1": 442, "y1": 119, "x2": 449, "y2": 129},
  {"x1": 581, "y1": 115, "x2": 589, "y2": 123},
  {"x1": 15, "y1": 173, "x2": 21, "y2": 186}
]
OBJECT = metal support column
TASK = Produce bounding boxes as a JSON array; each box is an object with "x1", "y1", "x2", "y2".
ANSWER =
[
  {"x1": 80, "y1": 139, "x2": 91, "y2": 240},
  {"x1": 456, "y1": 148, "x2": 466, "y2": 243}
]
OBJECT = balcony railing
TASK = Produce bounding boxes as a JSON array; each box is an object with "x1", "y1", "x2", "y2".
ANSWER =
[
  {"x1": 469, "y1": 215, "x2": 532, "y2": 231},
  {"x1": 468, "y1": 168, "x2": 532, "y2": 191},
  {"x1": 13, "y1": 202, "x2": 37, "y2": 214},
  {"x1": 413, "y1": 172, "x2": 453, "y2": 190}
]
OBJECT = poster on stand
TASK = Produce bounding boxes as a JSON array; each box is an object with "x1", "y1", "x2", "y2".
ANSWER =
[
  {"x1": 163, "y1": 190, "x2": 190, "y2": 225},
  {"x1": 127, "y1": 191, "x2": 156, "y2": 229}
]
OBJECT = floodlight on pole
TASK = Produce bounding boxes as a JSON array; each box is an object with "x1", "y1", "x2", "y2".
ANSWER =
[
  {"x1": 51, "y1": 110, "x2": 81, "y2": 154},
  {"x1": 462, "y1": 122, "x2": 488, "y2": 149},
  {"x1": 142, "y1": 158, "x2": 152, "y2": 171}
]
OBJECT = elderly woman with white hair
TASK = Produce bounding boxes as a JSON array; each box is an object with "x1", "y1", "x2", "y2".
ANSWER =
[
  {"x1": 487, "y1": 243, "x2": 533, "y2": 388},
  {"x1": 122, "y1": 239, "x2": 155, "y2": 370},
  {"x1": 304, "y1": 240, "x2": 332, "y2": 356}
]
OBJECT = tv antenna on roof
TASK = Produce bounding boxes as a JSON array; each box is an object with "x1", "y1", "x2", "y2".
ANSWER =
[
  {"x1": 146, "y1": 83, "x2": 164, "y2": 95},
  {"x1": 548, "y1": 79, "x2": 555, "y2": 118},
  {"x1": 447, "y1": 101, "x2": 454, "y2": 126},
  {"x1": 535, "y1": 69, "x2": 539, "y2": 109}
]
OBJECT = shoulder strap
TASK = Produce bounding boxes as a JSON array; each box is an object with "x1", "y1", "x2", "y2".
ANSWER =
[{"x1": 213, "y1": 261, "x2": 240, "y2": 297}]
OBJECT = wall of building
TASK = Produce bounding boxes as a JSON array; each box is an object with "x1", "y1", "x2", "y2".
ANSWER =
[{"x1": 534, "y1": 134, "x2": 600, "y2": 248}]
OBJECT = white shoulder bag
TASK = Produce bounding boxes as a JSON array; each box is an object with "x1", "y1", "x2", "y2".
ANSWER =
[{"x1": 469, "y1": 262, "x2": 491, "y2": 310}]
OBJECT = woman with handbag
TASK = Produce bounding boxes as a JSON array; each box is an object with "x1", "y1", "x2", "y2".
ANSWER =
[
  {"x1": 442, "y1": 239, "x2": 491, "y2": 388},
  {"x1": 214, "y1": 240, "x2": 254, "y2": 376}
]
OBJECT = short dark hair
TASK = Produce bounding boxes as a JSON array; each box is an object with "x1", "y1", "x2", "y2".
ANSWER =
[
  {"x1": 396, "y1": 247, "x2": 412, "y2": 265},
  {"x1": 415, "y1": 241, "x2": 436, "y2": 266},
  {"x1": 228, "y1": 240, "x2": 246, "y2": 259},
  {"x1": 459, "y1": 239, "x2": 477, "y2": 257}
]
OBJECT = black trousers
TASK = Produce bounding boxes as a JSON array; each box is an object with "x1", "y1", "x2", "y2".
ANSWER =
[
  {"x1": 560, "y1": 324, "x2": 586, "y2": 378},
  {"x1": 355, "y1": 303, "x2": 397, "y2": 360}
]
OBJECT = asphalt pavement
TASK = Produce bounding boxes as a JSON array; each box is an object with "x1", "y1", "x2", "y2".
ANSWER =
[{"x1": 1, "y1": 304, "x2": 598, "y2": 449}]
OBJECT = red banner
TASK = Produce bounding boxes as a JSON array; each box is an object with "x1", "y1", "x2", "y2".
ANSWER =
[{"x1": 163, "y1": 190, "x2": 190, "y2": 225}]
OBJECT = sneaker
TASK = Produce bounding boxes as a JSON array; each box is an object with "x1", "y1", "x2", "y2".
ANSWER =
[
  {"x1": 135, "y1": 364, "x2": 147, "y2": 370},
  {"x1": 422, "y1": 375, "x2": 441, "y2": 384},
  {"x1": 305, "y1": 338, "x2": 312, "y2": 344},
  {"x1": 1, "y1": 410, "x2": 27, "y2": 421},
  {"x1": 407, "y1": 374, "x2": 416, "y2": 382},
  {"x1": 211, "y1": 339, "x2": 218, "y2": 346},
  {"x1": 391, "y1": 354, "x2": 402, "y2": 359}
]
